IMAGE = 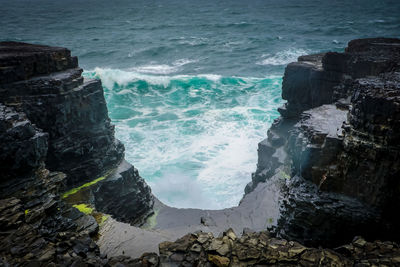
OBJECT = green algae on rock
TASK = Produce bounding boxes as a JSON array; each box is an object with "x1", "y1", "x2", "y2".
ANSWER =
[
  {"x1": 62, "y1": 174, "x2": 108, "y2": 199},
  {"x1": 73, "y1": 203, "x2": 94, "y2": 215}
]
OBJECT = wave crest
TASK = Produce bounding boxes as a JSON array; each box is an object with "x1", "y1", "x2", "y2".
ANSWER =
[
  {"x1": 129, "y1": 58, "x2": 198, "y2": 75},
  {"x1": 257, "y1": 48, "x2": 310, "y2": 66}
]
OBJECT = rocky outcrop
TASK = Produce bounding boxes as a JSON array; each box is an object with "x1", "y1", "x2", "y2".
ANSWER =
[
  {"x1": 0, "y1": 104, "x2": 103, "y2": 265},
  {"x1": 0, "y1": 41, "x2": 154, "y2": 226},
  {"x1": 94, "y1": 160, "x2": 154, "y2": 226},
  {"x1": 248, "y1": 38, "x2": 400, "y2": 247},
  {"x1": 0, "y1": 42, "x2": 155, "y2": 265},
  {"x1": 0, "y1": 42, "x2": 124, "y2": 187},
  {"x1": 279, "y1": 38, "x2": 400, "y2": 117},
  {"x1": 0, "y1": 103, "x2": 47, "y2": 181}
]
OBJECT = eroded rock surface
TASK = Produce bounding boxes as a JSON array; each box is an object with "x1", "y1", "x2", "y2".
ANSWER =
[
  {"x1": 0, "y1": 42, "x2": 124, "y2": 187},
  {"x1": 0, "y1": 41, "x2": 154, "y2": 226},
  {"x1": 94, "y1": 160, "x2": 154, "y2": 226},
  {"x1": 248, "y1": 37, "x2": 400, "y2": 247},
  {"x1": 0, "y1": 104, "x2": 103, "y2": 265},
  {"x1": 0, "y1": 42, "x2": 154, "y2": 265}
]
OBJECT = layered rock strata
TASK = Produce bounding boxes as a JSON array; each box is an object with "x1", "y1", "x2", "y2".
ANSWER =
[
  {"x1": 0, "y1": 104, "x2": 102, "y2": 265},
  {"x1": 0, "y1": 42, "x2": 154, "y2": 265},
  {"x1": 0, "y1": 41, "x2": 154, "y2": 225},
  {"x1": 0, "y1": 42, "x2": 123, "y2": 187},
  {"x1": 248, "y1": 38, "x2": 400, "y2": 246}
]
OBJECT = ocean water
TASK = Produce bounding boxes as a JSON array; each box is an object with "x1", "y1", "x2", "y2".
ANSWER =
[{"x1": 1, "y1": 0, "x2": 399, "y2": 209}]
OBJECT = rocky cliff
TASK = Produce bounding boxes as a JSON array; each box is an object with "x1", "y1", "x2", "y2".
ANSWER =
[
  {"x1": 0, "y1": 42, "x2": 154, "y2": 225},
  {"x1": 0, "y1": 42, "x2": 154, "y2": 265},
  {"x1": 247, "y1": 38, "x2": 400, "y2": 247},
  {"x1": 1, "y1": 39, "x2": 400, "y2": 266}
]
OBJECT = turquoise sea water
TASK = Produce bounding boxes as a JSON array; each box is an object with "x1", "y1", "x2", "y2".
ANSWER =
[{"x1": 1, "y1": 0, "x2": 400, "y2": 209}]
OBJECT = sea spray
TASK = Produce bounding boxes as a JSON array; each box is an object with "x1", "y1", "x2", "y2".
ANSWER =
[{"x1": 84, "y1": 68, "x2": 284, "y2": 209}]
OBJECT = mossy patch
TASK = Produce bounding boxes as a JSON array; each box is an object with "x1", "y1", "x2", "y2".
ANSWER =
[
  {"x1": 100, "y1": 215, "x2": 109, "y2": 225},
  {"x1": 62, "y1": 172, "x2": 112, "y2": 199},
  {"x1": 280, "y1": 170, "x2": 291, "y2": 180},
  {"x1": 93, "y1": 212, "x2": 109, "y2": 225},
  {"x1": 73, "y1": 204, "x2": 94, "y2": 215}
]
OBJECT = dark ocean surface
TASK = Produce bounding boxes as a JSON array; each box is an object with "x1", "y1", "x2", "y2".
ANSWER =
[{"x1": 1, "y1": 0, "x2": 399, "y2": 209}]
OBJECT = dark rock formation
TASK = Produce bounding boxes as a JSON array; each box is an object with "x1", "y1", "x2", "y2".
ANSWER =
[
  {"x1": 248, "y1": 38, "x2": 400, "y2": 247},
  {"x1": 0, "y1": 42, "x2": 154, "y2": 265},
  {"x1": 0, "y1": 41, "x2": 124, "y2": 187},
  {"x1": 0, "y1": 41, "x2": 154, "y2": 226},
  {"x1": 94, "y1": 160, "x2": 154, "y2": 226},
  {"x1": 0, "y1": 103, "x2": 47, "y2": 180},
  {"x1": 0, "y1": 104, "x2": 103, "y2": 265}
]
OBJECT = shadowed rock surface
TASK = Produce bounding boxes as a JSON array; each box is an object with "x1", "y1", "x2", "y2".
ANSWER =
[
  {"x1": 94, "y1": 160, "x2": 154, "y2": 226},
  {"x1": 248, "y1": 37, "x2": 400, "y2": 247},
  {"x1": 0, "y1": 104, "x2": 103, "y2": 265},
  {"x1": 0, "y1": 41, "x2": 154, "y2": 225},
  {"x1": 0, "y1": 42, "x2": 154, "y2": 265},
  {"x1": 0, "y1": 41, "x2": 124, "y2": 187}
]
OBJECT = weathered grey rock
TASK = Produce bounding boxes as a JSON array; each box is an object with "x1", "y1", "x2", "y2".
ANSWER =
[
  {"x1": 280, "y1": 54, "x2": 341, "y2": 117},
  {"x1": 0, "y1": 103, "x2": 47, "y2": 180},
  {"x1": 0, "y1": 41, "x2": 124, "y2": 187},
  {"x1": 247, "y1": 38, "x2": 400, "y2": 247},
  {"x1": 289, "y1": 104, "x2": 347, "y2": 187},
  {"x1": 277, "y1": 176, "x2": 381, "y2": 247},
  {"x1": 0, "y1": 42, "x2": 154, "y2": 265},
  {"x1": 0, "y1": 41, "x2": 154, "y2": 226},
  {"x1": 0, "y1": 41, "x2": 78, "y2": 84},
  {"x1": 0, "y1": 104, "x2": 103, "y2": 265},
  {"x1": 94, "y1": 160, "x2": 154, "y2": 226}
]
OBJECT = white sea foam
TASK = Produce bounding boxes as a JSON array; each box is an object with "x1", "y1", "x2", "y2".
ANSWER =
[
  {"x1": 91, "y1": 67, "x2": 224, "y2": 88},
  {"x1": 129, "y1": 58, "x2": 198, "y2": 75},
  {"x1": 147, "y1": 172, "x2": 209, "y2": 209},
  {"x1": 133, "y1": 64, "x2": 177, "y2": 75},
  {"x1": 93, "y1": 67, "x2": 175, "y2": 87},
  {"x1": 117, "y1": 107, "x2": 276, "y2": 209},
  {"x1": 197, "y1": 74, "x2": 222, "y2": 82},
  {"x1": 83, "y1": 68, "x2": 284, "y2": 209},
  {"x1": 257, "y1": 48, "x2": 309, "y2": 66},
  {"x1": 177, "y1": 36, "x2": 209, "y2": 46}
]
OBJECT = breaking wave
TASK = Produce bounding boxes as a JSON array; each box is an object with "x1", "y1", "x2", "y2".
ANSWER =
[
  {"x1": 84, "y1": 68, "x2": 284, "y2": 209},
  {"x1": 257, "y1": 48, "x2": 310, "y2": 66}
]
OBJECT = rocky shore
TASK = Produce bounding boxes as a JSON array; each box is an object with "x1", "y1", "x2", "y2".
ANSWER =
[{"x1": 1, "y1": 38, "x2": 400, "y2": 266}]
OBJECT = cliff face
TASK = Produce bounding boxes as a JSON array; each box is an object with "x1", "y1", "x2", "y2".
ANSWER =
[
  {"x1": 0, "y1": 104, "x2": 102, "y2": 265},
  {"x1": 248, "y1": 38, "x2": 400, "y2": 246},
  {"x1": 0, "y1": 42, "x2": 154, "y2": 265},
  {"x1": 0, "y1": 42, "x2": 123, "y2": 187}
]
